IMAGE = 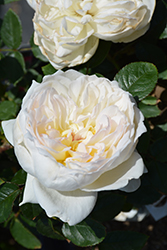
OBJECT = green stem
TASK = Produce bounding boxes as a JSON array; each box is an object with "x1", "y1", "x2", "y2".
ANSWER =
[{"x1": 0, "y1": 47, "x2": 32, "y2": 53}]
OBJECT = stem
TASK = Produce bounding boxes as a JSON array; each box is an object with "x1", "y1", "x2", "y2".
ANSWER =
[{"x1": 0, "y1": 47, "x2": 32, "y2": 53}]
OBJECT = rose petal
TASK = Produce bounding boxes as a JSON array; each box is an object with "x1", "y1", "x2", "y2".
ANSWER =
[
  {"x1": 19, "y1": 174, "x2": 38, "y2": 205},
  {"x1": 2, "y1": 119, "x2": 15, "y2": 146},
  {"x1": 120, "y1": 178, "x2": 141, "y2": 192},
  {"x1": 82, "y1": 151, "x2": 145, "y2": 191},
  {"x1": 33, "y1": 177, "x2": 97, "y2": 225}
]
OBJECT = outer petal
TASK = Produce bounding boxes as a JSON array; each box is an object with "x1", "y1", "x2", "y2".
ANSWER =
[
  {"x1": 33, "y1": 177, "x2": 97, "y2": 225},
  {"x1": 20, "y1": 174, "x2": 38, "y2": 205},
  {"x1": 120, "y1": 178, "x2": 141, "y2": 192},
  {"x1": 1, "y1": 119, "x2": 15, "y2": 146},
  {"x1": 82, "y1": 151, "x2": 145, "y2": 192}
]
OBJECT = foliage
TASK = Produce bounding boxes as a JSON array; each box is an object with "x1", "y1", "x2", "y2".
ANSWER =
[{"x1": 0, "y1": 0, "x2": 167, "y2": 249}]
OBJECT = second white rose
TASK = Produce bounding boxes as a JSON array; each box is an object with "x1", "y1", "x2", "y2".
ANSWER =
[{"x1": 27, "y1": 0, "x2": 156, "y2": 69}]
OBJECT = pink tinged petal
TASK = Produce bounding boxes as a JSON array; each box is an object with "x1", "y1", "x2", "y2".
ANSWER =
[
  {"x1": 1, "y1": 119, "x2": 15, "y2": 146},
  {"x1": 19, "y1": 174, "x2": 38, "y2": 206},
  {"x1": 33, "y1": 178, "x2": 97, "y2": 225},
  {"x1": 82, "y1": 151, "x2": 145, "y2": 192}
]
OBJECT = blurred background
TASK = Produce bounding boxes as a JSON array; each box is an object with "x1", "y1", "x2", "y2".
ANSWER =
[{"x1": 0, "y1": 0, "x2": 34, "y2": 46}]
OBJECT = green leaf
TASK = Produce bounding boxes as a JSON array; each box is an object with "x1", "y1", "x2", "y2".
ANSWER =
[
  {"x1": 0, "y1": 56, "x2": 24, "y2": 83},
  {"x1": 86, "y1": 40, "x2": 111, "y2": 69},
  {"x1": 99, "y1": 231, "x2": 148, "y2": 250},
  {"x1": 8, "y1": 51, "x2": 26, "y2": 72},
  {"x1": 42, "y1": 63, "x2": 57, "y2": 75},
  {"x1": 28, "y1": 69, "x2": 43, "y2": 83},
  {"x1": 147, "y1": 161, "x2": 167, "y2": 194},
  {"x1": 10, "y1": 217, "x2": 41, "y2": 249},
  {"x1": 114, "y1": 62, "x2": 158, "y2": 100},
  {"x1": 1, "y1": 9, "x2": 22, "y2": 49},
  {"x1": 159, "y1": 26, "x2": 167, "y2": 39},
  {"x1": 0, "y1": 178, "x2": 5, "y2": 186},
  {"x1": 0, "y1": 183, "x2": 20, "y2": 223},
  {"x1": 36, "y1": 217, "x2": 65, "y2": 240},
  {"x1": 0, "y1": 100, "x2": 17, "y2": 120},
  {"x1": 11, "y1": 169, "x2": 27, "y2": 185},
  {"x1": 90, "y1": 192, "x2": 125, "y2": 222},
  {"x1": 0, "y1": 0, "x2": 19, "y2": 4},
  {"x1": 141, "y1": 96, "x2": 157, "y2": 105},
  {"x1": 62, "y1": 218, "x2": 106, "y2": 247},
  {"x1": 158, "y1": 123, "x2": 167, "y2": 131},
  {"x1": 21, "y1": 203, "x2": 43, "y2": 220},
  {"x1": 139, "y1": 102, "x2": 160, "y2": 118},
  {"x1": 159, "y1": 69, "x2": 167, "y2": 80},
  {"x1": 30, "y1": 35, "x2": 48, "y2": 62},
  {"x1": 150, "y1": 137, "x2": 167, "y2": 163}
]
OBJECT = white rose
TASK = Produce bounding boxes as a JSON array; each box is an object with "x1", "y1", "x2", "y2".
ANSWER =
[
  {"x1": 93, "y1": 0, "x2": 156, "y2": 43},
  {"x1": 27, "y1": 0, "x2": 155, "y2": 69},
  {"x1": 32, "y1": 0, "x2": 99, "y2": 69},
  {"x1": 2, "y1": 70, "x2": 146, "y2": 225}
]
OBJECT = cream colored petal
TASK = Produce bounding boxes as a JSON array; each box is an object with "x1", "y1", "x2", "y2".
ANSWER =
[
  {"x1": 19, "y1": 174, "x2": 38, "y2": 206},
  {"x1": 1, "y1": 119, "x2": 15, "y2": 146},
  {"x1": 82, "y1": 151, "x2": 144, "y2": 192},
  {"x1": 33, "y1": 177, "x2": 97, "y2": 225}
]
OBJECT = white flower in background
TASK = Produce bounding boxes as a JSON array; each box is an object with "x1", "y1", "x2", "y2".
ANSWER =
[
  {"x1": 26, "y1": 0, "x2": 156, "y2": 69},
  {"x1": 2, "y1": 70, "x2": 146, "y2": 225}
]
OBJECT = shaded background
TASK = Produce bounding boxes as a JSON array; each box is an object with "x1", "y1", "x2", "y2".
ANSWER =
[{"x1": 0, "y1": 0, "x2": 34, "y2": 46}]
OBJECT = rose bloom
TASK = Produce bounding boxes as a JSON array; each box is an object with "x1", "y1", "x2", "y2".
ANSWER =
[
  {"x1": 27, "y1": 0, "x2": 155, "y2": 69},
  {"x1": 2, "y1": 70, "x2": 146, "y2": 225}
]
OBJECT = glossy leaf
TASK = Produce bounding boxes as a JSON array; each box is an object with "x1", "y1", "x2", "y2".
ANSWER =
[
  {"x1": 141, "y1": 96, "x2": 157, "y2": 105},
  {"x1": 8, "y1": 51, "x2": 26, "y2": 72},
  {"x1": 99, "y1": 231, "x2": 148, "y2": 250},
  {"x1": 11, "y1": 169, "x2": 27, "y2": 185},
  {"x1": 1, "y1": 9, "x2": 22, "y2": 49},
  {"x1": 36, "y1": 217, "x2": 65, "y2": 240},
  {"x1": 21, "y1": 203, "x2": 43, "y2": 220},
  {"x1": 62, "y1": 218, "x2": 106, "y2": 247},
  {"x1": 139, "y1": 102, "x2": 160, "y2": 118},
  {"x1": 114, "y1": 62, "x2": 158, "y2": 100},
  {"x1": 10, "y1": 217, "x2": 41, "y2": 249},
  {"x1": 0, "y1": 183, "x2": 20, "y2": 223},
  {"x1": 0, "y1": 100, "x2": 17, "y2": 120},
  {"x1": 42, "y1": 63, "x2": 57, "y2": 75}
]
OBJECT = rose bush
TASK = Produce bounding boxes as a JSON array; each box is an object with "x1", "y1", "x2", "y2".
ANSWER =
[
  {"x1": 27, "y1": 0, "x2": 155, "y2": 69},
  {"x1": 2, "y1": 70, "x2": 146, "y2": 225}
]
